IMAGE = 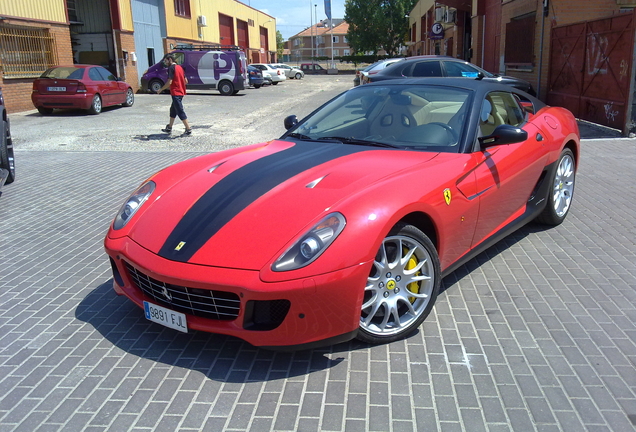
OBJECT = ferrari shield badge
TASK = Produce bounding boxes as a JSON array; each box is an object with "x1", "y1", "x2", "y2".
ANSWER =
[
  {"x1": 175, "y1": 241, "x2": 186, "y2": 251},
  {"x1": 443, "y1": 188, "x2": 452, "y2": 205}
]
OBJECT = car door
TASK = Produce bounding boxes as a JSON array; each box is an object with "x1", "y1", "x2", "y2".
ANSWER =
[
  {"x1": 88, "y1": 67, "x2": 112, "y2": 105},
  {"x1": 468, "y1": 91, "x2": 549, "y2": 249},
  {"x1": 96, "y1": 67, "x2": 124, "y2": 104}
]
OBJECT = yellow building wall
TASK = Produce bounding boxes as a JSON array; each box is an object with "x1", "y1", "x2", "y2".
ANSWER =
[
  {"x1": 162, "y1": 0, "x2": 275, "y2": 50},
  {"x1": 117, "y1": 0, "x2": 134, "y2": 32},
  {"x1": 0, "y1": 0, "x2": 67, "y2": 23}
]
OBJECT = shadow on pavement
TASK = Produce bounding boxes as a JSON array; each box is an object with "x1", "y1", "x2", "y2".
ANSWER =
[
  {"x1": 75, "y1": 279, "x2": 349, "y2": 382},
  {"x1": 577, "y1": 119, "x2": 623, "y2": 139}
]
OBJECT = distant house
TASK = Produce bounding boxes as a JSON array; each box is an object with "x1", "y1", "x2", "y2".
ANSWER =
[{"x1": 289, "y1": 19, "x2": 351, "y2": 64}]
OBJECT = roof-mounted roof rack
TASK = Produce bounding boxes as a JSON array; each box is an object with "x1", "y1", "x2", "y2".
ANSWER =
[{"x1": 174, "y1": 44, "x2": 242, "y2": 51}]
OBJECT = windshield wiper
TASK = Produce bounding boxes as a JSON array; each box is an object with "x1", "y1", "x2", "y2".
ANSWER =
[
  {"x1": 287, "y1": 132, "x2": 313, "y2": 140},
  {"x1": 317, "y1": 136, "x2": 401, "y2": 149}
]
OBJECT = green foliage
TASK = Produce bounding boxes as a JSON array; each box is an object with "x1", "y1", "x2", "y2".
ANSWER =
[
  {"x1": 276, "y1": 30, "x2": 284, "y2": 57},
  {"x1": 345, "y1": 0, "x2": 416, "y2": 57}
]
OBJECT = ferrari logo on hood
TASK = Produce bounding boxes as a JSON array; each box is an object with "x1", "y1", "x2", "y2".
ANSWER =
[
  {"x1": 444, "y1": 188, "x2": 452, "y2": 205},
  {"x1": 175, "y1": 241, "x2": 186, "y2": 251}
]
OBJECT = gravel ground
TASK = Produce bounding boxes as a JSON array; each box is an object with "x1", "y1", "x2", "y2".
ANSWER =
[{"x1": 9, "y1": 75, "x2": 354, "y2": 153}]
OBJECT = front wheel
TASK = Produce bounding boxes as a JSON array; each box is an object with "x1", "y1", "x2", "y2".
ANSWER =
[
  {"x1": 357, "y1": 223, "x2": 440, "y2": 344},
  {"x1": 37, "y1": 107, "x2": 53, "y2": 115},
  {"x1": 218, "y1": 80, "x2": 234, "y2": 96},
  {"x1": 295, "y1": 72, "x2": 303, "y2": 80},
  {"x1": 149, "y1": 79, "x2": 163, "y2": 94},
  {"x1": 272, "y1": 81, "x2": 279, "y2": 85},
  {"x1": 87, "y1": 94, "x2": 102, "y2": 115},
  {"x1": 253, "y1": 84, "x2": 262, "y2": 89},
  {"x1": 535, "y1": 148, "x2": 576, "y2": 225},
  {"x1": 122, "y1": 88, "x2": 134, "y2": 107}
]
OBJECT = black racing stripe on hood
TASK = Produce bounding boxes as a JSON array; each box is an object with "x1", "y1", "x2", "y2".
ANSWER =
[{"x1": 158, "y1": 141, "x2": 369, "y2": 262}]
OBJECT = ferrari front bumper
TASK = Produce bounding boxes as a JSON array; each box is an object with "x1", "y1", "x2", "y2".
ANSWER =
[{"x1": 105, "y1": 236, "x2": 369, "y2": 349}]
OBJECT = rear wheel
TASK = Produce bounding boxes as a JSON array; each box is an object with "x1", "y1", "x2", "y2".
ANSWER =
[
  {"x1": 536, "y1": 148, "x2": 576, "y2": 225},
  {"x1": 88, "y1": 94, "x2": 102, "y2": 115},
  {"x1": 357, "y1": 223, "x2": 440, "y2": 344},
  {"x1": 218, "y1": 80, "x2": 234, "y2": 96},
  {"x1": 0, "y1": 120, "x2": 15, "y2": 184},
  {"x1": 37, "y1": 107, "x2": 53, "y2": 115},
  {"x1": 272, "y1": 81, "x2": 279, "y2": 85},
  {"x1": 122, "y1": 88, "x2": 134, "y2": 107},
  {"x1": 253, "y1": 84, "x2": 262, "y2": 89}
]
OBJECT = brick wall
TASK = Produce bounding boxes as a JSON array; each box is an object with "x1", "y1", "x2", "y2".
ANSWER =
[
  {"x1": 116, "y1": 32, "x2": 139, "y2": 93},
  {"x1": 0, "y1": 20, "x2": 72, "y2": 114}
]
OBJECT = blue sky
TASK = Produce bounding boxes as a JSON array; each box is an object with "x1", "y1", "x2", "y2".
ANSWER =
[{"x1": 245, "y1": 0, "x2": 346, "y2": 40}]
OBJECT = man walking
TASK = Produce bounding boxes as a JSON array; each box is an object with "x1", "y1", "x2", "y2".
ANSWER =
[{"x1": 156, "y1": 54, "x2": 192, "y2": 135}]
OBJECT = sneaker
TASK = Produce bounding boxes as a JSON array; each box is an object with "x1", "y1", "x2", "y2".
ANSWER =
[
  {"x1": 183, "y1": 129, "x2": 192, "y2": 135},
  {"x1": 161, "y1": 125, "x2": 172, "y2": 133}
]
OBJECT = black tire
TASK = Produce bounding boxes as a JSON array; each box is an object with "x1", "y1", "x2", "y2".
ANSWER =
[
  {"x1": 37, "y1": 107, "x2": 53, "y2": 115},
  {"x1": 218, "y1": 80, "x2": 234, "y2": 96},
  {"x1": 253, "y1": 84, "x2": 262, "y2": 89},
  {"x1": 295, "y1": 72, "x2": 302, "y2": 80},
  {"x1": 272, "y1": 81, "x2": 279, "y2": 85},
  {"x1": 122, "y1": 88, "x2": 134, "y2": 107},
  {"x1": 0, "y1": 120, "x2": 15, "y2": 184},
  {"x1": 149, "y1": 79, "x2": 163, "y2": 94},
  {"x1": 535, "y1": 148, "x2": 576, "y2": 225},
  {"x1": 87, "y1": 94, "x2": 102, "y2": 115},
  {"x1": 357, "y1": 223, "x2": 440, "y2": 344}
]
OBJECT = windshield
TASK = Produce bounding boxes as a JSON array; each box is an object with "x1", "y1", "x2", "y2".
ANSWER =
[{"x1": 285, "y1": 84, "x2": 472, "y2": 153}]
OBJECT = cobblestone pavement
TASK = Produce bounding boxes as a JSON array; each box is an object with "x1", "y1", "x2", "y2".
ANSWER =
[{"x1": 1, "y1": 85, "x2": 636, "y2": 430}]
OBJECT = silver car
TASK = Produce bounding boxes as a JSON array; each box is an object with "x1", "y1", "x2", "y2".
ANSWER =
[{"x1": 272, "y1": 63, "x2": 304, "y2": 80}]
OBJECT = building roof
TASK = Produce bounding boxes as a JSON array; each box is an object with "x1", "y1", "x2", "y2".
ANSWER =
[{"x1": 291, "y1": 20, "x2": 349, "y2": 39}]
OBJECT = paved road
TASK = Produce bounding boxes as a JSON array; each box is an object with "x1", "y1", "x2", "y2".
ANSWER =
[{"x1": 1, "y1": 77, "x2": 635, "y2": 431}]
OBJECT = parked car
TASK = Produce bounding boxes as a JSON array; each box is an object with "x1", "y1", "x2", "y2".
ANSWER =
[
  {"x1": 250, "y1": 64, "x2": 286, "y2": 85},
  {"x1": 354, "y1": 58, "x2": 405, "y2": 86},
  {"x1": 0, "y1": 87, "x2": 15, "y2": 195},
  {"x1": 272, "y1": 63, "x2": 304, "y2": 79},
  {"x1": 301, "y1": 63, "x2": 327, "y2": 75},
  {"x1": 368, "y1": 56, "x2": 536, "y2": 95},
  {"x1": 141, "y1": 47, "x2": 248, "y2": 96},
  {"x1": 247, "y1": 65, "x2": 264, "y2": 88},
  {"x1": 31, "y1": 65, "x2": 134, "y2": 115},
  {"x1": 104, "y1": 78, "x2": 579, "y2": 349}
]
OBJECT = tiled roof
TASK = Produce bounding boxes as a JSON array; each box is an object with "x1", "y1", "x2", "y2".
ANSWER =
[{"x1": 291, "y1": 21, "x2": 349, "y2": 38}]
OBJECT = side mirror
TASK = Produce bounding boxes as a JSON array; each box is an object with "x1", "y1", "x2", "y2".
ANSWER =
[
  {"x1": 479, "y1": 124, "x2": 528, "y2": 148},
  {"x1": 284, "y1": 115, "x2": 298, "y2": 130}
]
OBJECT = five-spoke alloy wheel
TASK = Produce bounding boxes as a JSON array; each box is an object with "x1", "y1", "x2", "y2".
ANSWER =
[{"x1": 536, "y1": 148, "x2": 576, "y2": 225}]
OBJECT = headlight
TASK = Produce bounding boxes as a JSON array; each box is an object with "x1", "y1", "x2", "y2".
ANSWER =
[
  {"x1": 272, "y1": 213, "x2": 346, "y2": 272},
  {"x1": 112, "y1": 181, "x2": 155, "y2": 230}
]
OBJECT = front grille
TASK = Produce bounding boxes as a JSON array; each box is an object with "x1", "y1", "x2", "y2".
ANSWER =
[{"x1": 124, "y1": 262, "x2": 240, "y2": 321}]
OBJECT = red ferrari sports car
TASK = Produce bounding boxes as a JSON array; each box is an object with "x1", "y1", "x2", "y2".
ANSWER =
[
  {"x1": 104, "y1": 78, "x2": 579, "y2": 349},
  {"x1": 32, "y1": 65, "x2": 134, "y2": 115}
]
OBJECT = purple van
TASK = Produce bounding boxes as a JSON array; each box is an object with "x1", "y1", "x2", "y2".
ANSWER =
[{"x1": 141, "y1": 46, "x2": 248, "y2": 96}]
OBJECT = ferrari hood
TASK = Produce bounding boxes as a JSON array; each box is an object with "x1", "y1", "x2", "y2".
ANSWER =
[{"x1": 128, "y1": 140, "x2": 437, "y2": 270}]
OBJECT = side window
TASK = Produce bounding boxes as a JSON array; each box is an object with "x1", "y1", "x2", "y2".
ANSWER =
[
  {"x1": 97, "y1": 67, "x2": 116, "y2": 81},
  {"x1": 480, "y1": 91, "x2": 527, "y2": 136},
  {"x1": 88, "y1": 67, "x2": 103, "y2": 81},
  {"x1": 410, "y1": 61, "x2": 442, "y2": 77},
  {"x1": 445, "y1": 61, "x2": 480, "y2": 77}
]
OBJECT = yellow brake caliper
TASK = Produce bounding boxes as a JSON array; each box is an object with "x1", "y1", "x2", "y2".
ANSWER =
[{"x1": 404, "y1": 247, "x2": 420, "y2": 303}]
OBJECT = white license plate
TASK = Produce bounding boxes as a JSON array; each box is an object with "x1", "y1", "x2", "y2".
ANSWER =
[
  {"x1": 47, "y1": 86, "x2": 66, "y2": 91},
  {"x1": 143, "y1": 301, "x2": 187, "y2": 333}
]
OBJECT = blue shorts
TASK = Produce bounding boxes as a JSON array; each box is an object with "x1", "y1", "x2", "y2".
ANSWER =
[{"x1": 169, "y1": 96, "x2": 187, "y2": 120}]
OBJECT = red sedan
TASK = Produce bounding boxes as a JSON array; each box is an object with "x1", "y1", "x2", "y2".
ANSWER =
[{"x1": 32, "y1": 65, "x2": 134, "y2": 115}]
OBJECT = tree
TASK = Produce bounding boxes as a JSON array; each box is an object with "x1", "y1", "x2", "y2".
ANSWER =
[
  {"x1": 276, "y1": 30, "x2": 284, "y2": 58},
  {"x1": 345, "y1": 0, "x2": 415, "y2": 57}
]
